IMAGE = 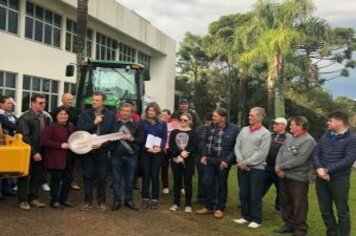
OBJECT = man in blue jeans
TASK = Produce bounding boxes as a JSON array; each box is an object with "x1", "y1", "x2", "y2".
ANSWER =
[
  {"x1": 196, "y1": 107, "x2": 240, "y2": 219},
  {"x1": 234, "y1": 107, "x2": 271, "y2": 229},
  {"x1": 110, "y1": 103, "x2": 144, "y2": 211},
  {"x1": 313, "y1": 111, "x2": 356, "y2": 236}
]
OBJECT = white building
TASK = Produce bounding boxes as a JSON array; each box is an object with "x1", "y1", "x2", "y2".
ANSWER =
[{"x1": 0, "y1": 0, "x2": 176, "y2": 114}]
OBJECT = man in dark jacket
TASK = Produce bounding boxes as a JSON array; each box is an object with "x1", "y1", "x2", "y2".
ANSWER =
[
  {"x1": 195, "y1": 112, "x2": 213, "y2": 203},
  {"x1": 0, "y1": 95, "x2": 18, "y2": 200},
  {"x1": 313, "y1": 111, "x2": 356, "y2": 236},
  {"x1": 77, "y1": 91, "x2": 116, "y2": 211},
  {"x1": 262, "y1": 117, "x2": 292, "y2": 211},
  {"x1": 110, "y1": 103, "x2": 144, "y2": 211},
  {"x1": 196, "y1": 107, "x2": 240, "y2": 219},
  {"x1": 172, "y1": 99, "x2": 201, "y2": 130},
  {"x1": 16, "y1": 94, "x2": 52, "y2": 210}
]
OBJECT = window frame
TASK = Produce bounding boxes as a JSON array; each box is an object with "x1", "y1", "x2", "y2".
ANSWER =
[{"x1": 0, "y1": 0, "x2": 19, "y2": 35}]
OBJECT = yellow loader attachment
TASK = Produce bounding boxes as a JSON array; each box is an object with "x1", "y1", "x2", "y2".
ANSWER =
[{"x1": 0, "y1": 124, "x2": 31, "y2": 177}]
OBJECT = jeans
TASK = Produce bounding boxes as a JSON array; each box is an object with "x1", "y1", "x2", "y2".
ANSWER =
[
  {"x1": 17, "y1": 160, "x2": 44, "y2": 203},
  {"x1": 141, "y1": 152, "x2": 163, "y2": 200},
  {"x1": 171, "y1": 161, "x2": 193, "y2": 207},
  {"x1": 49, "y1": 168, "x2": 72, "y2": 204},
  {"x1": 262, "y1": 166, "x2": 280, "y2": 210},
  {"x1": 316, "y1": 177, "x2": 350, "y2": 236},
  {"x1": 238, "y1": 169, "x2": 265, "y2": 224},
  {"x1": 161, "y1": 152, "x2": 170, "y2": 189},
  {"x1": 111, "y1": 154, "x2": 137, "y2": 202},
  {"x1": 195, "y1": 155, "x2": 204, "y2": 200},
  {"x1": 280, "y1": 178, "x2": 309, "y2": 236},
  {"x1": 202, "y1": 161, "x2": 230, "y2": 211},
  {"x1": 81, "y1": 152, "x2": 109, "y2": 204}
]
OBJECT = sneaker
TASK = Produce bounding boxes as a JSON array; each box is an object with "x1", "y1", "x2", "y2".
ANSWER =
[
  {"x1": 70, "y1": 182, "x2": 80, "y2": 190},
  {"x1": 50, "y1": 202, "x2": 63, "y2": 210},
  {"x1": 169, "y1": 204, "x2": 179, "y2": 212},
  {"x1": 42, "y1": 183, "x2": 50, "y2": 192},
  {"x1": 80, "y1": 203, "x2": 93, "y2": 211},
  {"x1": 29, "y1": 199, "x2": 46, "y2": 208},
  {"x1": 181, "y1": 188, "x2": 185, "y2": 195},
  {"x1": 248, "y1": 222, "x2": 261, "y2": 229},
  {"x1": 233, "y1": 218, "x2": 250, "y2": 224},
  {"x1": 18, "y1": 201, "x2": 31, "y2": 211},
  {"x1": 162, "y1": 188, "x2": 170, "y2": 194},
  {"x1": 97, "y1": 203, "x2": 108, "y2": 211},
  {"x1": 184, "y1": 206, "x2": 192, "y2": 213}
]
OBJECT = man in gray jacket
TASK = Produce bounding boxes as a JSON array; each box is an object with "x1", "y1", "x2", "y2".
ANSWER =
[
  {"x1": 274, "y1": 116, "x2": 316, "y2": 236},
  {"x1": 233, "y1": 107, "x2": 271, "y2": 229}
]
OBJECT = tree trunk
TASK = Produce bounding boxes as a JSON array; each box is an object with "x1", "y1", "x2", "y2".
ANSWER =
[
  {"x1": 74, "y1": 0, "x2": 88, "y2": 85},
  {"x1": 267, "y1": 74, "x2": 274, "y2": 123},
  {"x1": 237, "y1": 75, "x2": 246, "y2": 128},
  {"x1": 274, "y1": 52, "x2": 285, "y2": 118}
]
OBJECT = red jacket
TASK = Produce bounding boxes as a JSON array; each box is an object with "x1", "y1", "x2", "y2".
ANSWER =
[{"x1": 41, "y1": 123, "x2": 76, "y2": 169}]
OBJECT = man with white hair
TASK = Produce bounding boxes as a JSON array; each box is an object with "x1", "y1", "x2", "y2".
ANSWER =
[
  {"x1": 233, "y1": 107, "x2": 271, "y2": 229},
  {"x1": 262, "y1": 117, "x2": 292, "y2": 211}
]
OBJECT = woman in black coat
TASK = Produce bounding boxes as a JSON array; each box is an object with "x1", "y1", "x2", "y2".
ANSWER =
[
  {"x1": 169, "y1": 113, "x2": 197, "y2": 213},
  {"x1": 41, "y1": 107, "x2": 75, "y2": 209}
]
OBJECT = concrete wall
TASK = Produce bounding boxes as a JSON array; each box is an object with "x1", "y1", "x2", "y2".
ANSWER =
[{"x1": 0, "y1": 0, "x2": 176, "y2": 114}]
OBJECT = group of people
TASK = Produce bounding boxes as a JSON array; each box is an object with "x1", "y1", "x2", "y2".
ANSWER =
[{"x1": 1, "y1": 92, "x2": 356, "y2": 236}]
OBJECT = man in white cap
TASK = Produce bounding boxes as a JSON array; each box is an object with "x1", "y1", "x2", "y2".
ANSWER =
[{"x1": 262, "y1": 117, "x2": 291, "y2": 211}]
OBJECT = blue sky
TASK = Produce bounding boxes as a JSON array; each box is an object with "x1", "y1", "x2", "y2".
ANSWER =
[{"x1": 118, "y1": 0, "x2": 356, "y2": 99}]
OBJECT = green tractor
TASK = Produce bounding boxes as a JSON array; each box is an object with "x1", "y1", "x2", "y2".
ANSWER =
[{"x1": 66, "y1": 59, "x2": 150, "y2": 113}]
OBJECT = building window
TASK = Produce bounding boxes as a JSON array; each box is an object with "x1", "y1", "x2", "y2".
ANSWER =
[
  {"x1": 0, "y1": 70, "x2": 16, "y2": 98},
  {"x1": 22, "y1": 75, "x2": 59, "y2": 112},
  {"x1": 64, "y1": 82, "x2": 76, "y2": 95},
  {"x1": 138, "y1": 52, "x2": 151, "y2": 68},
  {"x1": 95, "y1": 32, "x2": 117, "y2": 60},
  {"x1": 0, "y1": 0, "x2": 19, "y2": 34},
  {"x1": 119, "y1": 43, "x2": 136, "y2": 62},
  {"x1": 65, "y1": 19, "x2": 92, "y2": 57},
  {"x1": 25, "y1": 1, "x2": 61, "y2": 47}
]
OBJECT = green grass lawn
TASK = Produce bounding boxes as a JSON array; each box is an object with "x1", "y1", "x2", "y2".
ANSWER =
[{"x1": 166, "y1": 168, "x2": 356, "y2": 236}]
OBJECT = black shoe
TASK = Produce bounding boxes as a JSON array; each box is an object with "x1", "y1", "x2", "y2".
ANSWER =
[
  {"x1": 50, "y1": 202, "x2": 63, "y2": 210},
  {"x1": 61, "y1": 201, "x2": 74, "y2": 208},
  {"x1": 125, "y1": 201, "x2": 139, "y2": 211},
  {"x1": 111, "y1": 201, "x2": 121, "y2": 211},
  {"x1": 274, "y1": 225, "x2": 294, "y2": 233},
  {"x1": 0, "y1": 195, "x2": 5, "y2": 201},
  {"x1": 3, "y1": 190, "x2": 17, "y2": 196}
]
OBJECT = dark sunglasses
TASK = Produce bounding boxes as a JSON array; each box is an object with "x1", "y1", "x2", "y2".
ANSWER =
[{"x1": 180, "y1": 119, "x2": 189, "y2": 122}]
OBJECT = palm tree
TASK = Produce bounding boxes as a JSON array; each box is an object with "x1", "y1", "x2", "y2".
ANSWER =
[
  {"x1": 241, "y1": 0, "x2": 315, "y2": 119},
  {"x1": 73, "y1": 0, "x2": 88, "y2": 109}
]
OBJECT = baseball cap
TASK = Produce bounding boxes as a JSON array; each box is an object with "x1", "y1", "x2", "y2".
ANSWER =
[{"x1": 274, "y1": 117, "x2": 288, "y2": 126}]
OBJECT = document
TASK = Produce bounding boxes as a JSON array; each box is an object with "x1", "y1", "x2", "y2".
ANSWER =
[{"x1": 145, "y1": 134, "x2": 162, "y2": 149}]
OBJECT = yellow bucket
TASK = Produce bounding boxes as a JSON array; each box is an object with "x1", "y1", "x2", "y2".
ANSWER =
[{"x1": 0, "y1": 134, "x2": 31, "y2": 177}]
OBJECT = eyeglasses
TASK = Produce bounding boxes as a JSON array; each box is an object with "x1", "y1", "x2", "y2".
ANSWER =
[{"x1": 180, "y1": 119, "x2": 189, "y2": 122}]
